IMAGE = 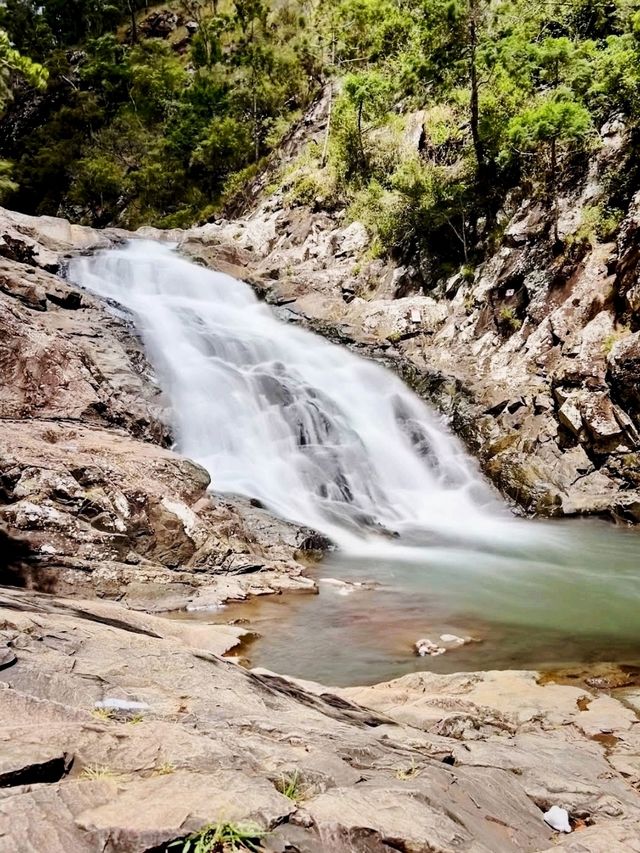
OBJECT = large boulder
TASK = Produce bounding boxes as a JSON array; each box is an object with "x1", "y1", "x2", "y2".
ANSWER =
[{"x1": 608, "y1": 332, "x2": 640, "y2": 422}]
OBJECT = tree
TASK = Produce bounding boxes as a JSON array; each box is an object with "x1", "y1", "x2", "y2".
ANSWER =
[
  {"x1": 0, "y1": 29, "x2": 48, "y2": 110},
  {"x1": 0, "y1": 29, "x2": 48, "y2": 199},
  {"x1": 508, "y1": 90, "x2": 593, "y2": 241},
  {"x1": 340, "y1": 70, "x2": 391, "y2": 175}
]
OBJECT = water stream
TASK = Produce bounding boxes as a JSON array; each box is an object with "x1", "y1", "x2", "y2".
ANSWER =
[{"x1": 69, "y1": 241, "x2": 640, "y2": 685}]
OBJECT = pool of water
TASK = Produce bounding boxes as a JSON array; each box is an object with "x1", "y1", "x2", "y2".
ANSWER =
[{"x1": 179, "y1": 517, "x2": 640, "y2": 686}]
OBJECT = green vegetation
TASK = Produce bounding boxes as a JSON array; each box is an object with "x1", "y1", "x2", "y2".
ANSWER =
[
  {"x1": 90, "y1": 706, "x2": 116, "y2": 721},
  {"x1": 1, "y1": 0, "x2": 639, "y2": 259},
  {"x1": 0, "y1": 28, "x2": 47, "y2": 194},
  {"x1": 275, "y1": 769, "x2": 308, "y2": 802},
  {"x1": 498, "y1": 306, "x2": 522, "y2": 333},
  {"x1": 168, "y1": 821, "x2": 265, "y2": 852}
]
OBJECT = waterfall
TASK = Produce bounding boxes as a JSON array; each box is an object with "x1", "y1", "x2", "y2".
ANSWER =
[{"x1": 69, "y1": 241, "x2": 522, "y2": 553}]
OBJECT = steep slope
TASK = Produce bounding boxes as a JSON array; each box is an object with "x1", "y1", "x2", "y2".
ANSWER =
[
  {"x1": 0, "y1": 207, "x2": 319, "y2": 609},
  {"x1": 175, "y1": 105, "x2": 640, "y2": 522}
]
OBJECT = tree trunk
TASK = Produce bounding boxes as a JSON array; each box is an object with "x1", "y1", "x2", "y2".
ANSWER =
[
  {"x1": 550, "y1": 137, "x2": 559, "y2": 244},
  {"x1": 468, "y1": 0, "x2": 483, "y2": 178},
  {"x1": 128, "y1": 1, "x2": 138, "y2": 44}
]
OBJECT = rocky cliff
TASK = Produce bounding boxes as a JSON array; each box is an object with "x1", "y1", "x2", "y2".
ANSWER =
[
  {"x1": 0, "y1": 207, "x2": 319, "y2": 611},
  {"x1": 1, "y1": 204, "x2": 640, "y2": 851},
  {"x1": 172, "y1": 106, "x2": 640, "y2": 524}
]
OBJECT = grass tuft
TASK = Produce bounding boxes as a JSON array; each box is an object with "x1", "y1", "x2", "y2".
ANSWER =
[
  {"x1": 275, "y1": 770, "x2": 309, "y2": 803},
  {"x1": 91, "y1": 707, "x2": 116, "y2": 721},
  {"x1": 80, "y1": 764, "x2": 121, "y2": 781},
  {"x1": 168, "y1": 822, "x2": 266, "y2": 852},
  {"x1": 395, "y1": 759, "x2": 422, "y2": 780}
]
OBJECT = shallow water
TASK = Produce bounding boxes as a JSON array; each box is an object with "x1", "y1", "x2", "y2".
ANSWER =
[
  {"x1": 180, "y1": 518, "x2": 640, "y2": 685},
  {"x1": 69, "y1": 242, "x2": 640, "y2": 686}
]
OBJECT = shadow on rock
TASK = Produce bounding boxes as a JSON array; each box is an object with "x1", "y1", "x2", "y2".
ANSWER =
[{"x1": 0, "y1": 527, "x2": 56, "y2": 592}]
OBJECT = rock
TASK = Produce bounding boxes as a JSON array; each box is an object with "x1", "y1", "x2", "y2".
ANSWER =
[
  {"x1": 318, "y1": 578, "x2": 376, "y2": 595},
  {"x1": 440, "y1": 634, "x2": 467, "y2": 646},
  {"x1": 615, "y1": 190, "x2": 640, "y2": 324},
  {"x1": 0, "y1": 646, "x2": 16, "y2": 670},
  {"x1": 138, "y1": 10, "x2": 181, "y2": 38},
  {"x1": 608, "y1": 332, "x2": 640, "y2": 421},
  {"x1": 544, "y1": 805, "x2": 572, "y2": 833},
  {"x1": 336, "y1": 222, "x2": 368, "y2": 257},
  {"x1": 580, "y1": 392, "x2": 625, "y2": 451},
  {"x1": 558, "y1": 396, "x2": 584, "y2": 438},
  {"x1": 403, "y1": 110, "x2": 426, "y2": 151},
  {"x1": 3, "y1": 587, "x2": 625, "y2": 853}
]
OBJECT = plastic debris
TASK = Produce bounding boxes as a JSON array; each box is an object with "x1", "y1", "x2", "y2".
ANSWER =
[
  {"x1": 414, "y1": 638, "x2": 446, "y2": 657},
  {"x1": 95, "y1": 698, "x2": 150, "y2": 712},
  {"x1": 543, "y1": 806, "x2": 572, "y2": 833}
]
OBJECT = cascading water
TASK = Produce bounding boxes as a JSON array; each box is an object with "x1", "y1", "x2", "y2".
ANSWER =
[
  {"x1": 68, "y1": 240, "x2": 640, "y2": 683},
  {"x1": 69, "y1": 240, "x2": 516, "y2": 553}
]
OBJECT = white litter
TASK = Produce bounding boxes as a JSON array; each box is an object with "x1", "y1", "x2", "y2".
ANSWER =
[
  {"x1": 440, "y1": 634, "x2": 466, "y2": 646},
  {"x1": 414, "y1": 638, "x2": 446, "y2": 657},
  {"x1": 95, "y1": 698, "x2": 150, "y2": 712},
  {"x1": 543, "y1": 806, "x2": 572, "y2": 833}
]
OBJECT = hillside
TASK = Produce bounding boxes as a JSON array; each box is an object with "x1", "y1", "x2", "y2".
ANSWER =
[{"x1": 2, "y1": 5, "x2": 640, "y2": 851}]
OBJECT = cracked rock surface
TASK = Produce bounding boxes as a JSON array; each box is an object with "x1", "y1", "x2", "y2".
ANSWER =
[{"x1": 1, "y1": 587, "x2": 640, "y2": 852}]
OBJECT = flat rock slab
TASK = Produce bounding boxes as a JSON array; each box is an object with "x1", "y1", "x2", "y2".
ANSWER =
[{"x1": 0, "y1": 589, "x2": 638, "y2": 852}]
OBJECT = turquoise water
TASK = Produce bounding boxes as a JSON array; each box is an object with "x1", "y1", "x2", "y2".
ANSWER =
[{"x1": 212, "y1": 518, "x2": 640, "y2": 686}]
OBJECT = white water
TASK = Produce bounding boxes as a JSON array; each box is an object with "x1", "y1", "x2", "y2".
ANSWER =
[{"x1": 69, "y1": 241, "x2": 535, "y2": 554}]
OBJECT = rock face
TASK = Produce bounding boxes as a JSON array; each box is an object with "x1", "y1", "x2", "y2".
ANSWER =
[
  {"x1": 0, "y1": 207, "x2": 320, "y2": 610},
  {"x1": 1, "y1": 586, "x2": 640, "y2": 853},
  {"x1": 1, "y1": 183, "x2": 640, "y2": 851},
  {"x1": 175, "y1": 121, "x2": 640, "y2": 522}
]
